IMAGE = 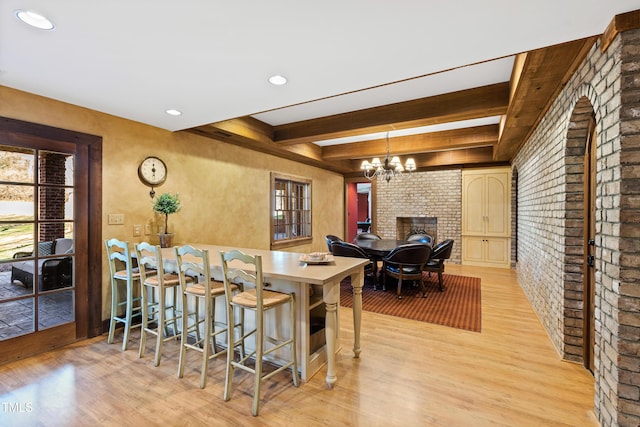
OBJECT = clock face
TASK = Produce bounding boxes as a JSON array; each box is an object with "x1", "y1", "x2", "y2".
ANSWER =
[{"x1": 138, "y1": 156, "x2": 167, "y2": 186}]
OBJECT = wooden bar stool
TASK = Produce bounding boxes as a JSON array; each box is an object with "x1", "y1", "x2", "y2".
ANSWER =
[
  {"x1": 219, "y1": 249, "x2": 299, "y2": 416},
  {"x1": 135, "y1": 242, "x2": 183, "y2": 367},
  {"x1": 105, "y1": 238, "x2": 143, "y2": 351},
  {"x1": 175, "y1": 245, "x2": 240, "y2": 389}
]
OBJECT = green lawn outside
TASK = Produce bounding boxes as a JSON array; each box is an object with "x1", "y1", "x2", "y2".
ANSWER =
[{"x1": 0, "y1": 218, "x2": 34, "y2": 260}]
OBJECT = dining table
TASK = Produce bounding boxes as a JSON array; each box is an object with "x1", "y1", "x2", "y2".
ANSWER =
[
  {"x1": 355, "y1": 239, "x2": 415, "y2": 258},
  {"x1": 158, "y1": 243, "x2": 369, "y2": 388}
]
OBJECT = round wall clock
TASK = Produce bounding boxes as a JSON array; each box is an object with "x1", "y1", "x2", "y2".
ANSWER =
[{"x1": 138, "y1": 156, "x2": 167, "y2": 197}]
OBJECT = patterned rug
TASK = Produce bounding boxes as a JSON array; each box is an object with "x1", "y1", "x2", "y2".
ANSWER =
[{"x1": 340, "y1": 273, "x2": 481, "y2": 332}]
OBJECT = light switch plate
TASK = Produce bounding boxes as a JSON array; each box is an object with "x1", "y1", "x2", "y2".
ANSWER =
[{"x1": 108, "y1": 213, "x2": 125, "y2": 225}]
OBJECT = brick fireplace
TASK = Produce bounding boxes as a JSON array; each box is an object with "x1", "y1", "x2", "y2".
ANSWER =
[{"x1": 373, "y1": 168, "x2": 462, "y2": 263}]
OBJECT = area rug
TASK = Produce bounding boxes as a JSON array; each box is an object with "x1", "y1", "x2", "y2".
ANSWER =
[{"x1": 340, "y1": 273, "x2": 481, "y2": 332}]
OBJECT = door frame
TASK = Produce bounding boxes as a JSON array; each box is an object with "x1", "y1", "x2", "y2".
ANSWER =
[
  {"x1": 0, "y1": 116, "x2": 102, "y2": 361},
  {"x1": 583, "y1": 115, "x2": 597, "y2": 372}
]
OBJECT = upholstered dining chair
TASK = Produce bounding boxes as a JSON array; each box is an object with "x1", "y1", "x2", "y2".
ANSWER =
[
  {"x1": 325, "y1": 235, "x2": 342, "y2": 253},
  {"x1": 382, "y1": 243, "x2": 432, "y2": 299},
  {"x1": 353, "y1": 232, "x2": 381, "y2": 243},
  {"x1": 330, "y1": 241, "x2": 375, "y2": 284},
  {"x1": 423, "y1": 239, "x2": 454, "y2": 291},
  {"x1": 175, "y1": 245, "x2": 240, "y2": 389},
  {"x1": 219, "y1": 249, "x2": 299, "y2": 417},
  {"x1": 407, "y1": 233, "x2": 434, "y2": 247},
  {"x1": 105, "y1": 238, "x2": 144, "y2": 351},
  {"x1": 135, "y1": 242, "x2": 183, "y2": 367}
]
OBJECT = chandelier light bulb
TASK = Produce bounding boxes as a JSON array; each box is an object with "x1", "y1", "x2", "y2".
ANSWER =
[{"x1": 362, "y1": 132, "x2": 415, "y2": 182}]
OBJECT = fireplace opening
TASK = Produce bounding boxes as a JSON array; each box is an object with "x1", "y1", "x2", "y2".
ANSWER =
[{"x1": 397, "y1": 217, "x2": 437, "y2": 241}]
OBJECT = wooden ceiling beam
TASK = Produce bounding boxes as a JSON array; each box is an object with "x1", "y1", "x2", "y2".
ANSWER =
[
  {"x1": 416, "y1": 146, "x2": 497, "y2": 168},
  {"x1": 273, "y1": 82, "x2": 510, "y2": 146},
  {"x1": 494, "y1": 36, "x2": 598, "y2": 161},
  {"x1": 601, "y1": 9, "x2": 640, "y2": 53},
  {"x1": 185, "y1": 117, "x2": 353, "y2": 173},
  {"x1": 322, "y1": 124, "x2": 498, "y2": 161},
  {"x1": 343, "y1": 146, "x2": 498, "y2": 177}
]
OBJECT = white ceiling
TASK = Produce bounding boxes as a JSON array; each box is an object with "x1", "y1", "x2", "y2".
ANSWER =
[{"x1": 2, "y1": 1, "x2": 640, "y2": 135}]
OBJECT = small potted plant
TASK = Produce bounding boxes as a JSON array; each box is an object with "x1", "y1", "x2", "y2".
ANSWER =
[{"x1": 152, "y1": 192, "x2": 181, "y2": 247}]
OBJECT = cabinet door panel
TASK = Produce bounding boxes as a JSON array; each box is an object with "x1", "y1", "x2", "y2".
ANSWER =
[
  {"x1": 462, "y1": 174, "x2": 485, "y2": 234},
  {"x1": 462, "y1": 237, "x2": 485, "y2": 263},
  {"x1": 486, "y1": 173, "x2": 509, "y2": 236},
  {"x1": 485, "y1": 238, "x2": 510, "y2": 266}
]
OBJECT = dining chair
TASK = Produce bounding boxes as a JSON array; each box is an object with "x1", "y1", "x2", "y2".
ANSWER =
[
  {"x1": 330, "y1": 241, "x2": 375, "y2": 285},
  {"x1": 175, "y1": 245, "x2": 240, "y2": 389},
  {"x1": 105, "y1": 238, "x2": 144, "y2": 351},
  {"x1": 353, "y1": 232, "x2": 381, "y2": 243},
  {"x1": 325, "y1": 235, "x2": 342, "y2": 253},
  {"x1": 423, "y1": 239, "x2": 454, "y2": 291},
  {"x1": 407, "y1": 233, "x2": 434, "y2": 247},
  {"x1": 382, "y1": 243, "x2": 432, "y2": 299},
  {"x1": 219, "y1": 249, "x2": 299, "y2": 416},
  {"x1": 135, "y1": 242, "x2": 183, "y2": 367}
]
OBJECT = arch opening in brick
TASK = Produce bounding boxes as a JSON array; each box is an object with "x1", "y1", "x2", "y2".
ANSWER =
[{"x1": 562, "y1": 96, "x2": 595, "y2": 364}]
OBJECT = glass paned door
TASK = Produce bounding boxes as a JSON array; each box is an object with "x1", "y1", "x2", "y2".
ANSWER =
[{"x1": 0, "y1": 146, "x2": 75, "y2": 340}]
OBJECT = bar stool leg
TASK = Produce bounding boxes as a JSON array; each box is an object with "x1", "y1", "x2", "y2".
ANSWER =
[
  {"x1": 122, "y1": 277, "x2": 135, "y2": 351},
  {"x1": 252, "y1": 310, "x2": 264, "y2": 416},
  {"x1": 199, "y1": 295, "x2": 212, "y2": 389},
  {"x1": 177, "y1": 292, "x2": 189, "y2": 379},
  {"x1": 107, "y1": 281, "x2": 119, "y2": 344},
  {"x1": 290, "y1": 294, "x2": 300, "y2": 387},
  {"x1": 223, "y1": 301, "x2": 239, "y2": 402},
  {"x1": 138, "y1": 283, "x2": 149, "y2": 358},
  {"x1": 154, "y1": 286, "x2": 166, "y2": 367}
]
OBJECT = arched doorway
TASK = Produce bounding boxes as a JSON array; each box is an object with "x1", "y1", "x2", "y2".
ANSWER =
[
  {"x1": 563, "y1": 96, "x2": 597, "y2": 372},
  {"x1": 583, "y1": 114, "x2": 597, "y2": 372}
]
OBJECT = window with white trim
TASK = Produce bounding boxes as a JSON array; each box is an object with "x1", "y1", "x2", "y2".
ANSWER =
[{"x1": 270, "y1": 173, "x2": 311, "y2": 249}]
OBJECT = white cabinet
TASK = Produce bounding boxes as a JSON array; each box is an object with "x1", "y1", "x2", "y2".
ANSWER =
[
  {"x1": 462, "y1": 168, "x2": 511, "y2": 268},
  {"x1": 461, "y1": 236, "x2": 510, "y2": 267}
]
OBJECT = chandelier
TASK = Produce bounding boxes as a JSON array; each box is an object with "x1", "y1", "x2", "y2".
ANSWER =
[{"x1": 360, "y1": 133, "x2": 416, "y2": 182}]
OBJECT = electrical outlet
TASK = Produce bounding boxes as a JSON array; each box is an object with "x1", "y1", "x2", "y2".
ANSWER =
[
  {"x1": 108, "y1": 213, "x2": 125, "y2": 225},
  {"x1": 145, "y1": 224, "x2": 151, "y2": 235},
  {"x1": 133, "y1": 224, "x2": 142, "y2": 237}
]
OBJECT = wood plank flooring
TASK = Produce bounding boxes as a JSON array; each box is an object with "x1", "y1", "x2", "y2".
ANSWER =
[{"x1": 0, "y1": 265, "x2": 596, "y2": 426}]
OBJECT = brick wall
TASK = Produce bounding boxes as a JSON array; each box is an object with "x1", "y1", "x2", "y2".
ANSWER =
[
  {"x1": 374, "y1": 169, "x2": 461, "y2": 263},
  {"x1": 39, "y1": 152, "x2": 67, "y2": 241},
  {"x1": 615, "y1": 28, "x2": 640, "y2": 427},
  {"x1": 513, "y1": 28, "x2": 640, "y2": 425}
]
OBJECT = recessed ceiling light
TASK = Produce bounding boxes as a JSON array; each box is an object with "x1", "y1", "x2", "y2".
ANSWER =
[
  {"x1": 165, "y1": 109, "x2": 182, "y2": 116},
  {"x1": 268, "y1": 75, "x2": 287, "y2": 86},
  {"x1": 15, "y1": 10, "x2": 54, "y2": 30}
]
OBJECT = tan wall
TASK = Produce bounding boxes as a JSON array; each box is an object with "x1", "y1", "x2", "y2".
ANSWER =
[{"x1": 1, "y1": 86, "x2": 345, "y2": 320}]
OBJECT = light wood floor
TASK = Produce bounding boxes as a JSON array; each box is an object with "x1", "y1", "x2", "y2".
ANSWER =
[{"x1": 0, "y1": 265, "x2": 597, "y2": 426}]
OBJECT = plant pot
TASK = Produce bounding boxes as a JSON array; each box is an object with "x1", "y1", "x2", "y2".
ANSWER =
[{"x1": 158, "y1": 233, "x2": 174, "y2": 248}]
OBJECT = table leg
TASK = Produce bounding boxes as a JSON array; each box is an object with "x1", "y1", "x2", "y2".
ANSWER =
[
  {"x1": 324, "y1": 301, "x2": 338, "y2": 388},
  {"x1": 323, "y1": 266, "x2": 365, "y2": 389},
  {"x1": 370, "y1": 257, "x2": 382, "y2": 290},
  {"x1": 351, "y1": 269, "x2": 364, "y2": 358}
]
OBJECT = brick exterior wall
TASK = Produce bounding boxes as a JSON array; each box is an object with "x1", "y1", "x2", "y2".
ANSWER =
[
  {"x1": 39, "y1": 152, "x2": 67, "y2": 241},
  {"x1": 373, "y1": 169, "x2": 461, "y2": 264},
  {"x1": 513, "y1": 29, "x2": 640, "y2": 426}
]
